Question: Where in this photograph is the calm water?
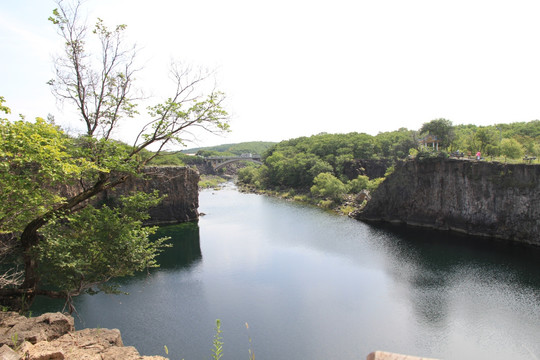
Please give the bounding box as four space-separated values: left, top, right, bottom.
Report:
33 185 540 360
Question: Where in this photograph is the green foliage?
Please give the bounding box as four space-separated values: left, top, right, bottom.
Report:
347 175 370 194
196 149 236 157
186 141 275 156
1 0 229 310
346 175 384 194
420 118 455 149
310 173 347 201
212 319 224 360
0 118 92 233
199 175 227 189
38 191 169 296
237 165 261 186
374 128 417 159
367 177 385 192
500 138 524 160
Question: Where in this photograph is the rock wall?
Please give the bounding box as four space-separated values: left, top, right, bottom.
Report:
100 166 200 225
356 158 540 246
342 159 393 180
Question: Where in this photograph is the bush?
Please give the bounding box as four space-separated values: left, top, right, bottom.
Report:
347 175 370 194
310 172 346 201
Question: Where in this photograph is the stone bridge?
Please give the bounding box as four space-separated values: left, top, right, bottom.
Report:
205 154 263 170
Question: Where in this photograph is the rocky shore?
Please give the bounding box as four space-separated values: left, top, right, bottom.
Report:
0 312 168 359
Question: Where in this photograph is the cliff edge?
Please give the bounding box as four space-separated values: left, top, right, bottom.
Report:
356 158 540 246
106 166 200 225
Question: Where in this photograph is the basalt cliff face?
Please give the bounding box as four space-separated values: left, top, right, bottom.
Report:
356 159 540 246
102 166 200 225
57 166 200 225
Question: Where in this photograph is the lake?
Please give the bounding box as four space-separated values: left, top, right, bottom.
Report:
33 184 540 359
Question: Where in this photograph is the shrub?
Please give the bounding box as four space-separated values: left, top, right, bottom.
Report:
310 172 346 201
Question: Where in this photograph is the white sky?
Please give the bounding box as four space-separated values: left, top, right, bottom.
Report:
2 0 540 149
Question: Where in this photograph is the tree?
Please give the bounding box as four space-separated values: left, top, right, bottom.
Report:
419 118 455 149
1 0 229 311
500 138 524 161
310 173 346 201
474 127 496 155
347 175 370 194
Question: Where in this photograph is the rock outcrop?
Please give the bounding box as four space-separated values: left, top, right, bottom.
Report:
0 312 168 359
56 166 200 225
343 159 392 180
356 158 540 246
102 166 200 225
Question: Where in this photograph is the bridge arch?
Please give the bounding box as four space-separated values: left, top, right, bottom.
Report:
214 158 262 170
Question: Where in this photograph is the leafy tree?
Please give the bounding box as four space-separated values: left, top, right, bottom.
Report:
347 175 370 194
420 118 455 149
310 173 347 201
500 138 524 161
1 0 228 311
38 191 169 311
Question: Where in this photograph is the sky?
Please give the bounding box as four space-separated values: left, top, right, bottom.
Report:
2 0 540 149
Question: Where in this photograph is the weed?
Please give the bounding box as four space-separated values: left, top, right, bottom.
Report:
212 319 224 360
10 332 20 351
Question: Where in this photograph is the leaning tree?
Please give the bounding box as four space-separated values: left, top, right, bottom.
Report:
0 0 229 312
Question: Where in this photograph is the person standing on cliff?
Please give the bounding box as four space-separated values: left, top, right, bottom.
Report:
476 151 481 160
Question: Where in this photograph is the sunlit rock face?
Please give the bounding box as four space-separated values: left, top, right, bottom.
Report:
357 158 540 246
103 166 200 225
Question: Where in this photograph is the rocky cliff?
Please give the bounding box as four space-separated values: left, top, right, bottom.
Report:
0 312 168 359
101 166 200 225
342 159 393 180
356 159 540 246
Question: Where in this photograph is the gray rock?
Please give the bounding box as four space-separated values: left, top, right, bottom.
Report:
357 159 540 245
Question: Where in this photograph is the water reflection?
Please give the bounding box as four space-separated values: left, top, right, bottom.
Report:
31 221 203 313
365 223 540 355
152 221 202 271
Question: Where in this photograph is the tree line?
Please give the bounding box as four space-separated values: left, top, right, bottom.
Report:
237 118 540 206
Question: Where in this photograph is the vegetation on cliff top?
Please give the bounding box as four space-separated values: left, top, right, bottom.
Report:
236 119 539 210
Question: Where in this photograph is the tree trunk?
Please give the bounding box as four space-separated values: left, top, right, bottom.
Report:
9 172 124 312
20 218 46 290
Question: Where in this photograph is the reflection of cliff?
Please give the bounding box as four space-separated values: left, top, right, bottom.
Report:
366 224 540 327
153 222 202 270
357 159 540 246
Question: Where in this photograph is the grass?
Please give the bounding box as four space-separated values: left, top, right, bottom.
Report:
199 175 228 189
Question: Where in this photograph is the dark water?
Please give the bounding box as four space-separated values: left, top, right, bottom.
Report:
33 186 540 360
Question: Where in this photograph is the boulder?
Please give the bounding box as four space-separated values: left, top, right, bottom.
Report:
0 312 168 360
0 312 74 346
20 328 168 360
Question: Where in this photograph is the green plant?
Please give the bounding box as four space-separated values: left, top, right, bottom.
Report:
212 319 224 360
10 332 20 351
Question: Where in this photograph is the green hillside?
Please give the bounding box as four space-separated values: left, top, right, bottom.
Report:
183 141 276 156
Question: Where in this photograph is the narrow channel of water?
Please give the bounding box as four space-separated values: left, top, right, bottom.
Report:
33 186 540 360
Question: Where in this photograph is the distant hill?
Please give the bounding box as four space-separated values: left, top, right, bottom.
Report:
183 141 276 156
